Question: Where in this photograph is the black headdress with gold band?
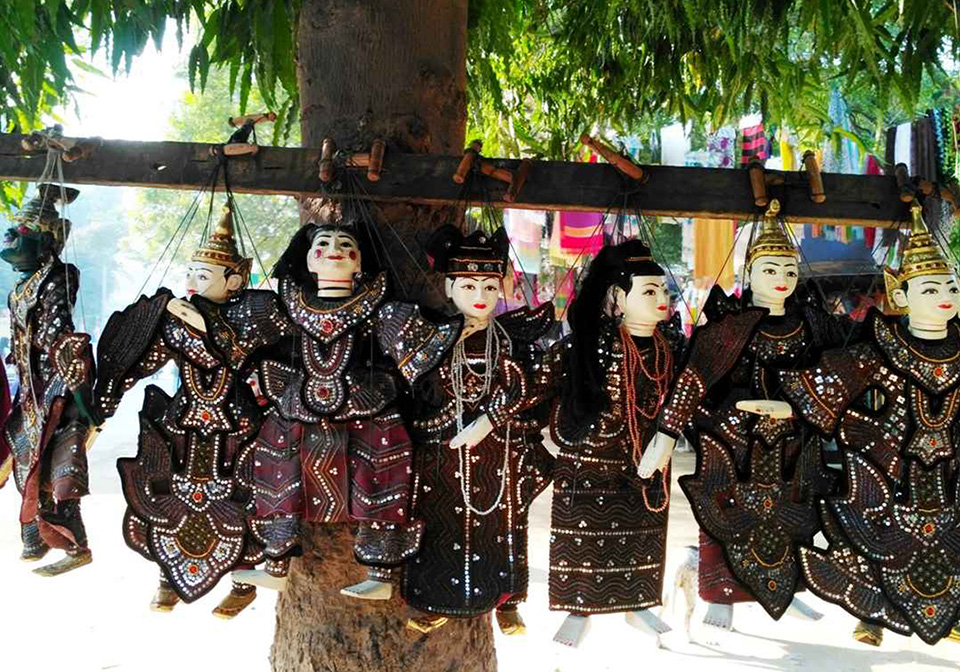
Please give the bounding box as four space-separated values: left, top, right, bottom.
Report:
426 225 509 278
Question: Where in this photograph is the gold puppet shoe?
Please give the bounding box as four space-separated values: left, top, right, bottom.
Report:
852 620 883 647
406 615 449 634
150 581 181 613
32 548 92 577
496 607 527 636
212 583 257 620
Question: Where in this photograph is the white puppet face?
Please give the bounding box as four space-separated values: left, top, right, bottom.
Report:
306 230 361 283
748 255 799 307
614 275 669 326
891 273 960 326
445 275 501 320
185 262 241 303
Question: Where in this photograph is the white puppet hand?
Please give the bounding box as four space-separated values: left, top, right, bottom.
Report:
638 431 677 479
167 298 207 333
735 399 793 419
450 414 495 450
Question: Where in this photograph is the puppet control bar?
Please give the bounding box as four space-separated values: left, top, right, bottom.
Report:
0 132 933 227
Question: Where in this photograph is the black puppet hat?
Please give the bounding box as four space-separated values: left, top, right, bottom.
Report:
426 225 509 278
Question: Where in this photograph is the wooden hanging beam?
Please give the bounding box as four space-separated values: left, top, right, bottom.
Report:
0 133 914 227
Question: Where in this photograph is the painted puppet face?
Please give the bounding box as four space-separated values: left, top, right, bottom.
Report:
892 273 960 326
749 255 799 306
618 275 670 327
306 230 361 283
445 275 501 321
185 262 242 303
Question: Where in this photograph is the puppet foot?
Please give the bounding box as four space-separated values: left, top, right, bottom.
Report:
703 603 733 631
212 582 257 619
785 596 823 621
32 548 92 577
853 620 883 647
340 579 393 601
496 606 527 636
626 608 672 635
232 569 288 592
20 543 50 563
407 615 449 634
553 614 590 648
150 582 180 613
948 627 960 642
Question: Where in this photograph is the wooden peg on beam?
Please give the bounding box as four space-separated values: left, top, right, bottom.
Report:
504 159 532 203
367 139 385 182
222 143 259 157
319 138 337 183
228 111 277 128
453 140 483 184
580 133 644 181
478 161 513 185
801 151 826 203
62 137 102 163
748 161 768 207
894 163 915 203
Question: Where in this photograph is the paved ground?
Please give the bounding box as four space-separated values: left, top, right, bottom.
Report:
2 385 956 671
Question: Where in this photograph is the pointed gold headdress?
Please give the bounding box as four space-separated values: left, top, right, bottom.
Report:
192 202 252 286
746 200 798 268
883 203 954 298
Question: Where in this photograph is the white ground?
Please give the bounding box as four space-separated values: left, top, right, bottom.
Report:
2 388 957 672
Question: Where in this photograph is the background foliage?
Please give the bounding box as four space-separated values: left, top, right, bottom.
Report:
2 0 958 162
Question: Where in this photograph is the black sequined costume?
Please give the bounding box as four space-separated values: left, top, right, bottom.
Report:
250 273 459 574
96 288 292 602
549 319 682 614
402 304 556 617
657 286 849 619
4 256 94 555
781 309 960 644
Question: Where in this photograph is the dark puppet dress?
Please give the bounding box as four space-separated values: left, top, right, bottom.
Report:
95 288 292 601
548 321 682 615
656 287 848 619
781 309 960 644
402 305 556 617
250 273 459 574
4 256 94 555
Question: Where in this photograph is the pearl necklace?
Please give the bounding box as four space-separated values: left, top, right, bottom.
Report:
451 318 513 516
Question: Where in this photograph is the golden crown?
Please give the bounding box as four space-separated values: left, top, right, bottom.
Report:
191 202 252 285
883 203 954 297
746 199 798 268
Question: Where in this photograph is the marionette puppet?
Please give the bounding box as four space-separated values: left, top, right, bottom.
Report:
95 203 291 618
640 201 845 631
0 185 97 576
401 225 555 635
548 239 682 647
780 205 960 646
239 211 459 600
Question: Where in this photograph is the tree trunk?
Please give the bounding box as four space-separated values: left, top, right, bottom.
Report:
272 2 496 671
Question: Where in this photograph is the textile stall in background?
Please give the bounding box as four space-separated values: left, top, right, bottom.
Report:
503 209 546 311
740 114 768 166
693 219 736 290
558 211 604 257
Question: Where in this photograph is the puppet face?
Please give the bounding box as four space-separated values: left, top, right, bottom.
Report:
306 230 361 283
445 275 501 321
891 274 960 325
185 262 242 303
748 255 799 306
616 275 669 326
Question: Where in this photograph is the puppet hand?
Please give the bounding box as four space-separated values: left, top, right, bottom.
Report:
736 400 794 419
638 432 676 479
167 298 207 333
450 414 495 450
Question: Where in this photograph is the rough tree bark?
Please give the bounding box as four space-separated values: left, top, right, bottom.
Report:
271 2 497 671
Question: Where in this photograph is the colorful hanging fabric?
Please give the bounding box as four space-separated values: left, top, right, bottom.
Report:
504 209 544 275
693 219 735 290
558 211 604 257
822 90 861 175
740 116 768 166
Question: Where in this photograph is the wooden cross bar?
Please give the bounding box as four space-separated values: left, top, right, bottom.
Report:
0 133 913 227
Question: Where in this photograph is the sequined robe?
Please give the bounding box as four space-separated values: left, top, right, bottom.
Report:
402 305 556 617
3 256 94 554
548 322 681 615
657 287 846 619
251 273 459 571
96 289 291 602
781 309 960 644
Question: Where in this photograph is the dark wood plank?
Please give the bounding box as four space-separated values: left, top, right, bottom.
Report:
0 133 910 226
